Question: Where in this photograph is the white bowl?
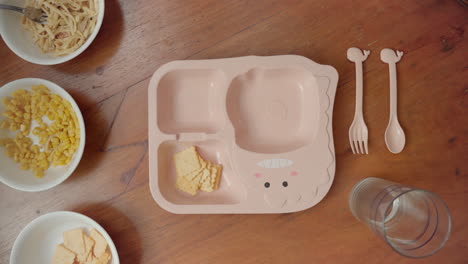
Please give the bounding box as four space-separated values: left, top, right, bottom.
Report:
0 78 85 192
10 211 120 264
0 0 105 65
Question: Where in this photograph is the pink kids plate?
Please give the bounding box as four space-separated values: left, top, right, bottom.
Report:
148 55 338 214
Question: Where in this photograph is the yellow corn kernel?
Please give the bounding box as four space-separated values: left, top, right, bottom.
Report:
34 170 44 178
47 113 55 120
20 163 30 170
31 145 39 153
0 121 8 129
2 111 12 118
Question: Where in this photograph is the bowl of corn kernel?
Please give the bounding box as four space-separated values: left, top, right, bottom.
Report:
0 78 85 192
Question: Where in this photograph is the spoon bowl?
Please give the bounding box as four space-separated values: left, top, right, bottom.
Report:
385 117 406 154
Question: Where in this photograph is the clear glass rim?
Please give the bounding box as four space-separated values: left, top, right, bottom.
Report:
382 188 452 259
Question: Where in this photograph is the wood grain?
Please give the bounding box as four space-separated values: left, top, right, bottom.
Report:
1 0 467 263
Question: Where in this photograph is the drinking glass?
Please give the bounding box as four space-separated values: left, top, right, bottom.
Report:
349 177 451 258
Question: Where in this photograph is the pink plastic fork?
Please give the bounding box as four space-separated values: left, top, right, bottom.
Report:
347 47 370 154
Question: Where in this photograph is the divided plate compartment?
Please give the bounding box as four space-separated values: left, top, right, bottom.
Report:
148 55 338 214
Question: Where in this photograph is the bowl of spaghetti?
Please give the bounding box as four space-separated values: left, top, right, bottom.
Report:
0 0 104 65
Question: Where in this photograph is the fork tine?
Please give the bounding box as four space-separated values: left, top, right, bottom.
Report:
362 128 369 154
351 137 359 154
356 140 364 154
360 141 366 155
356 126 362 154
349 127 356 154
357 129 363 154
353 140 360 154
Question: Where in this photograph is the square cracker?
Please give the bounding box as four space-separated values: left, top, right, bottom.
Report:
184 156 209 181
86 249 111 264
199 168 216 192
199 180 212 192
52 244 76 264
174 145 223 194
96 250 111 264
184 166 205 181
173 146 201 177
197 155 208 169
209 166 218 184
63 228 85 255
85 255 96 264
97 250 111 264
85 250 96 263
90 229 108 258
77 234 95 263
213 164 222 189
198 168 211 183
176 174 200 195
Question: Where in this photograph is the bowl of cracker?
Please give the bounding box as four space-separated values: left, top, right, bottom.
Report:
10 211 119 264
0 78 85 192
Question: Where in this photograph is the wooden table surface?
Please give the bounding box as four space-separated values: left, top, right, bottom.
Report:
1 0 467 263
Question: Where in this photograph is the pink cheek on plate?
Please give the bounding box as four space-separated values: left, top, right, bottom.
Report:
290 171 298 176
254 173 262 178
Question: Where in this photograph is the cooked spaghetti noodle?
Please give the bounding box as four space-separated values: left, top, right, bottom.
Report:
22 0 98 56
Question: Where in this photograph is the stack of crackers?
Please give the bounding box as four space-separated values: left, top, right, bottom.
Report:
174 146 222 195
52 228 111 264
